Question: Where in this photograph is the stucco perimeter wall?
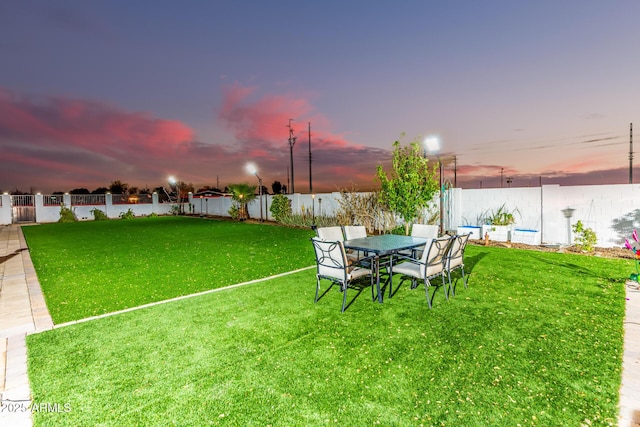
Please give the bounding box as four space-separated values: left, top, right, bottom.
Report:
539 184 640 247
4 184 639 247
0 192 178 225
451 184 640 247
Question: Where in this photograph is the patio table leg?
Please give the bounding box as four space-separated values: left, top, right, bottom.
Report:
375 255 383 303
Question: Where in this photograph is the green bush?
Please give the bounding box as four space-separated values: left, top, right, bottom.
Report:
270 194 291 222
119 208 135 220
58 204 77 223
572 220 597 252
228 203 240 220
484 204 519 226
90 208 109 221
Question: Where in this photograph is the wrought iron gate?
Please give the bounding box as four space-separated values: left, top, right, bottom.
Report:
12 195 35 223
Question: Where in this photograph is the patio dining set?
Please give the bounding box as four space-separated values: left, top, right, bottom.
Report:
311 225 471 312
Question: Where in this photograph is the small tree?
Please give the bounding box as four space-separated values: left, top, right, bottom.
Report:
228 183 257 220
572 220 597 252
376 138 440 235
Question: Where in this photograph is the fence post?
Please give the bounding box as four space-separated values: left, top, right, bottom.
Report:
152 192 159 215
34 193 44 223
1 193 11 225
105 193 114 218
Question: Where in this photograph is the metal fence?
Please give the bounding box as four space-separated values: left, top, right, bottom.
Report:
111 194 153 204
71 194 106 206
11 195 34 206
43 195 63 206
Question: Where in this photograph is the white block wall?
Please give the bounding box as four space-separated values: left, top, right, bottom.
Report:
3 184 640 248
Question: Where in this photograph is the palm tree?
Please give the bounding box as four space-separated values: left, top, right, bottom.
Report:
228 183 257 220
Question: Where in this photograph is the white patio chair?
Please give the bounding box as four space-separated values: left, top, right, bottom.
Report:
311 238 373 312
444 233 471 296
316 226 345 241
343 225 367 240
393 236 453 308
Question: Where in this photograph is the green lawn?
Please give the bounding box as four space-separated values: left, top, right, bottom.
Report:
24 218 629 426
22 216 316 324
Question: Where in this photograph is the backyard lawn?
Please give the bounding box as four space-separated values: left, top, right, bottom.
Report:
22 216 316 324
24 217 629 426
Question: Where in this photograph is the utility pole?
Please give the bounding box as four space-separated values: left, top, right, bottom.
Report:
630 123 634 184
500 168 504 188
453 155 457 188
308 122 312 193
287 119 297 194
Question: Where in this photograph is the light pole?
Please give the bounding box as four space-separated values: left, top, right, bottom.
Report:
246 162 263 222
424 136 444 235
287 119 297 194
168 176 181 214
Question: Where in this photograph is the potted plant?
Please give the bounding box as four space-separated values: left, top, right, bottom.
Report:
481 204 519 242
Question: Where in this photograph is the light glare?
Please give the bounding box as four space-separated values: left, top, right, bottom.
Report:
424 136 440 153
245 162 257 175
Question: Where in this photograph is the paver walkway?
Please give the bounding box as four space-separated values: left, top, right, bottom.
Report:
0 225 53 427
0 224 639 426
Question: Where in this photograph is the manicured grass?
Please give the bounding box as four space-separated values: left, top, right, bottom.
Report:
22 216 316 323
26 233 628 426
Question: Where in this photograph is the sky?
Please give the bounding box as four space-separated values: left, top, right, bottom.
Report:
1 0 639 194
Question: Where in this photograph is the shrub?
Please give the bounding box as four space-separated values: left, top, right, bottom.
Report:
276 205 341 229
336 187 395 233
228 203 240 220
58 204 77 223
483 204 519 226
270 194 292 222
572 220 597 252
90 208 109 221
119 208 135 220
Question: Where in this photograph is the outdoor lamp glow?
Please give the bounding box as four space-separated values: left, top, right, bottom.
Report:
424 136 440 153
245 162 257 175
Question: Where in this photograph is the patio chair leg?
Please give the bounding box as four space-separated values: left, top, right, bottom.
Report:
424 279 432 309
341 284 348 312
315 277 320 303
442 275 449 300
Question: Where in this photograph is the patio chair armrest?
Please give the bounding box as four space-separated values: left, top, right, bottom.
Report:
393 254 425 265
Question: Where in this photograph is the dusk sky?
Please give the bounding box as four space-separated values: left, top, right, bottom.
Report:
1 1 639 194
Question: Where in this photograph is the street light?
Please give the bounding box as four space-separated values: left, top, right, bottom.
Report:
424 136 444 235
168 176 181 214
246 162 263 222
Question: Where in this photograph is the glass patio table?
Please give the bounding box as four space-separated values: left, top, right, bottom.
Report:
343 234 428 303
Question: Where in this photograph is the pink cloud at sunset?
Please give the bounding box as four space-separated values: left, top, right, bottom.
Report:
0 84 393 193
0 88 194 159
